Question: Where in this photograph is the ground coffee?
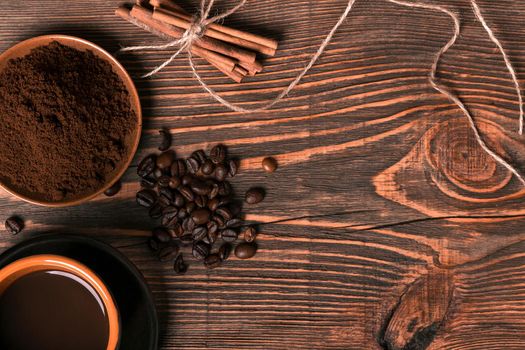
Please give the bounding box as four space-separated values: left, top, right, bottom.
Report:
0 41 136 201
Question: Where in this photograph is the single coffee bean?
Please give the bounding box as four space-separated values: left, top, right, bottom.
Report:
158 129 172 152
161 206 179 227
219 243 231 261
158 175 171 188
182 217 196 233
226 218 243 228
173 193 185 208
191 208 211 225
104 180 122 197
235 242 257 259
216 207 233 221
136 189 157 208
262 157 278 173
218 182 232 196
149 202 163 219
186 157 201 174
228 159 238 177
210 144 226 164
153 167 164 179
220 229 238 243
180 233 193 245
171 159 187 177
213 214 226 229
169 176 181 189
179 186 195 201
205 229 219 244
192 226 208 241
5 216 23 235
201 159 215 175
158 244 179 262
215 164 228 182
138 154 156 177
192 149 207 163
243 226 257 242
173 254 188 274
208 197 220 211
192 241 210 260
195 195 208 208
217 196 231 207
181 175 193 186
185 201 196 214
177 208 188 219
204 254 222 269
141 175 156 188
153 227 171 243
148 237 161 252
168 223 184 239
209 183 219 199
245 188 265 204
157 151 175 169
159 187 175 204
207 220 219 235
191 178 210 196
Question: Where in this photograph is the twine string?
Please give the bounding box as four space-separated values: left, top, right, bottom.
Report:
119 0 525 186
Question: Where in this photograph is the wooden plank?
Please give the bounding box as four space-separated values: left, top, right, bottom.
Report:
1 0 525 348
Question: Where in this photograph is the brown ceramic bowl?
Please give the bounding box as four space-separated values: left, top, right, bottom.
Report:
0 254 120 350
0 35 142 207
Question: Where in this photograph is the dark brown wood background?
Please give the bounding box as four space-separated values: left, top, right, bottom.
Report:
2 0 525 349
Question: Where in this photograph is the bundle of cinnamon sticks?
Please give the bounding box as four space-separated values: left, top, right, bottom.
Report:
115 0 278 82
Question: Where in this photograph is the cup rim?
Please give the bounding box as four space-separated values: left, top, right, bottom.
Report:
0 34 142 207
0 254 120 350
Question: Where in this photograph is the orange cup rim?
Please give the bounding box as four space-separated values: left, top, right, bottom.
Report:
0 254 120 350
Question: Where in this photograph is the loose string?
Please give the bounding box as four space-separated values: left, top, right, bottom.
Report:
119 0 525 185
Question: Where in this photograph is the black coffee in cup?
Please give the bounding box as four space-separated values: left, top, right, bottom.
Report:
0 270 110 350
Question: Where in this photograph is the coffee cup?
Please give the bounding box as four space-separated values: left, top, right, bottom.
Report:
0 254 119 350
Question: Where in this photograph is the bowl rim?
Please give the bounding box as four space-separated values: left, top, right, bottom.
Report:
0 34 142 207
0 254 120 350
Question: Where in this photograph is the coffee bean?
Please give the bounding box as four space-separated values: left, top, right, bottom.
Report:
195 195 208 208
201 160 215 175
180 233 193 245
158 175 171 188
177 208 188 219
209 183 219 199
182 217 196 233
210 144 226 164
179 186 195 201
173 193 185 208
157 151 175 169
159 187 175 204
234 242 257 259
153 167 164 179
262 157 278 173
218 182 232 196
171 159 187 177
191 208 211 225
216 207 233 221
219 243 231 261
243 226 257 242
207 221 219 235
215 164 228 182
161 206 179 227
245 188 265 204
213 214 226 229
104 180 122 197
138 154 156 177
185 201 196 214
208 197 220 211
149 202 163 218
168 223 184 239
205 229 218 244
217 196 231 208
173 254 188 274
158 129 172 152
228 159 238 177
181 175 193 186
5 216 23 235
186 157 201 174
192 241 210 260
169 176 181 189
141 175 156 188
192 226 208 241
136 189 157 208
226 218 243 228
204 254 222 269
191 178 210 196
220 229 238 242
148 237 161 252
192 149 207 163
158 244 179 262
153 227 171 243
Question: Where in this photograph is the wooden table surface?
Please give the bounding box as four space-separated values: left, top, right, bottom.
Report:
2 0 525 349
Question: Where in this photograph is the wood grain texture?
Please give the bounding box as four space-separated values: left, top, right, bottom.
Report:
1 0 525 349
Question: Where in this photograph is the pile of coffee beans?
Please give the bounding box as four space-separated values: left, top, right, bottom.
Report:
136 142 265 273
